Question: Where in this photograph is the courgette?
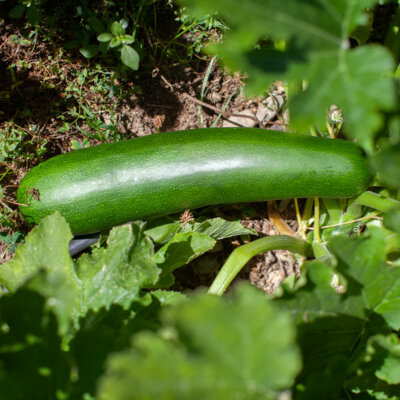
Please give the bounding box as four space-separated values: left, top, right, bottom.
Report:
17 128 372 234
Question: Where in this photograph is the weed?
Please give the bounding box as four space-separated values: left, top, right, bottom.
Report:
0 124 47 162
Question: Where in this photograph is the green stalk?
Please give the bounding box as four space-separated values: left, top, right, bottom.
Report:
287 80 303 100
285 79 303 130
208 235 312 296
313 197 321 242
353 191 400 212
385 232 400 254
198 56 217 127
385 4 400 64
294 198 306 239
211 91 236 127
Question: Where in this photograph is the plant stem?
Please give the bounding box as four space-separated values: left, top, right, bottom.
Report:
385 4 400 64
208 235 312 296
294 198 306 239
211 91 236 127
354 191 400 212
314 197 321 242
198 55 217 127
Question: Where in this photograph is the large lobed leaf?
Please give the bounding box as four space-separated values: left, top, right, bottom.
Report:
0 213 253 337
0 213 160 336
98 283 301 400
0 212 79 335
346 333 400 399
277 226 400 398
179 0 396 151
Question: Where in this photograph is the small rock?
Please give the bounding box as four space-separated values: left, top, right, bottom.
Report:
256 103 276 123
265 93 285 111
222 110 258 128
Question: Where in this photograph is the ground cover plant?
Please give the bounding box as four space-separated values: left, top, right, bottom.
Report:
1 0 400 399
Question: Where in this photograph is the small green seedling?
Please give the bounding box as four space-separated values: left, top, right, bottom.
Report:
97 21 140 70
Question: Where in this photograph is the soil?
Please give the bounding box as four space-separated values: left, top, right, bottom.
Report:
0 4 298 293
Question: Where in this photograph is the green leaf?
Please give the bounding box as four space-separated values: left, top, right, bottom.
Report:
110 21 125 36
181 0 378 57
332 227 400 330
9 4 26 19
97 32 113 43
26 3 40 25
179 0 396 151
384 207 400 234
350 11 373 45
64 40 80 49
79 44 100 59
364 334 400 385
0 214 161 338
346 334 400 398
75 221 160 313
0 290 70 399
276 226 400 398
98 284 301 400
120 45 140 70
120 34 134 45
371 144 400 188
0 282 173 400
0 212 79 335
151 289 188 307
154 232 216 287
88 16 106 34
110 36 122 48
182 217 257 239
0 231 24 254
145 217 256 244
145 219 181 244
291 45 395 152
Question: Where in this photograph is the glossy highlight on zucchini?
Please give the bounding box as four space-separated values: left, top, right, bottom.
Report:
17 128 372 234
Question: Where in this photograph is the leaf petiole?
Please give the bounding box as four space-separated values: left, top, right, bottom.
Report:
353 191 400 212
208 235 312 296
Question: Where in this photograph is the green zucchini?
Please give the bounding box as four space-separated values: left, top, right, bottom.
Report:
17 128 372 234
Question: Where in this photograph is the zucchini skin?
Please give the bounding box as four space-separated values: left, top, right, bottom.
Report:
17 128 372 234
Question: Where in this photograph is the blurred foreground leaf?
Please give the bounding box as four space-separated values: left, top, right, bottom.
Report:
346 333 400 399
179 0 396 151
0 214 160 336
98 284 301 400
277 226 400 398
